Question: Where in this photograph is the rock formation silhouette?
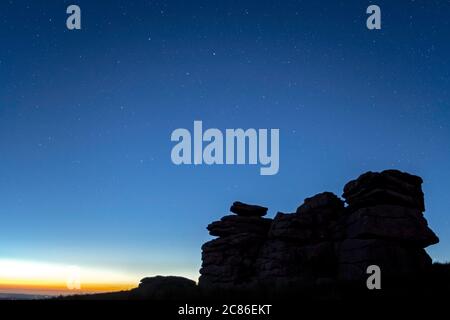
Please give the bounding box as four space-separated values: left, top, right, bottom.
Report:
60 169 446 302
199 169 439 291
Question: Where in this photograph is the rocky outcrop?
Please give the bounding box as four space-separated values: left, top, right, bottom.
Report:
255 192 344 288
335 205 438 246
199 170 439 291
130 276 198 300
336 170 438 282
199 202 271 289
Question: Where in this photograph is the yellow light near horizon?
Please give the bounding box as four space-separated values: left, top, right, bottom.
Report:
0 258 137 294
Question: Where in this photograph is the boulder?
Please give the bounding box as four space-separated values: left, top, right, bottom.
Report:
200 233 266 288
207 215 272 237
269 193 344 243
131 276 198 300
269 212 313 242
296 192 345 217
339 205 439 247
343 170 425 211
345 188 425 212
257 240 336 281
230 201 268 217
296 192 345 229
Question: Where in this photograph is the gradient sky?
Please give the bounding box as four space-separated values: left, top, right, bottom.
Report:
1 0 449 293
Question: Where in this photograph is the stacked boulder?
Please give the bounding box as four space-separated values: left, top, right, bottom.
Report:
336 170 439 281
199 202 272 289
198 170 439 291
256 192 344 287
343 170 425 212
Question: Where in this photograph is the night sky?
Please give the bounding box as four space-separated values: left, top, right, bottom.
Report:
1 0 449 288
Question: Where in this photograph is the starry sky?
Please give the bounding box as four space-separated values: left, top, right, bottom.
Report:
1 0 449 291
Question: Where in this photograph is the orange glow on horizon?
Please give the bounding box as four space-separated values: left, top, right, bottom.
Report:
0 258 198 297
0 258 139 296
0 281 136 296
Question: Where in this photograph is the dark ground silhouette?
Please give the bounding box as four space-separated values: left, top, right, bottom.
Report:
56 170 450 304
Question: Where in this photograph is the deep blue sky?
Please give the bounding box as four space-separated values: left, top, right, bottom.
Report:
1 0 449 281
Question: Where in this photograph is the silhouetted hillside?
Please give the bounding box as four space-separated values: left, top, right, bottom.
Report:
59 170 449 302
58 262 450 301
